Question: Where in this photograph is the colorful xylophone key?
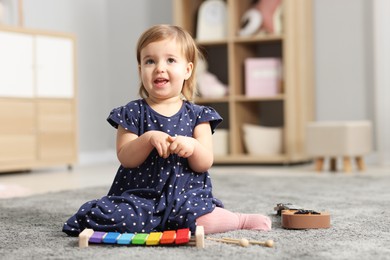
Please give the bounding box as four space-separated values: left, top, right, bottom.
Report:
78 226 204 249
175 228 191 245
116 233 134 245
131 233 149 245
103 232 121 244
160 230 176 244
146 232 162 245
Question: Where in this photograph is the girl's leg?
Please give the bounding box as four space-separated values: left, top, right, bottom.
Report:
196 207 271 234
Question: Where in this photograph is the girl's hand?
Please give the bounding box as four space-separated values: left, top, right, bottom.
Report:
167 135 197 158
149 131 171 158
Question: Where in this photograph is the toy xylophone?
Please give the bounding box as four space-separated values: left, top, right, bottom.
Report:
79 226 205 249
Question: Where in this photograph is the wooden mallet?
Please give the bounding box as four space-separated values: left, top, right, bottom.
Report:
206 237 250 247
222 237 274 248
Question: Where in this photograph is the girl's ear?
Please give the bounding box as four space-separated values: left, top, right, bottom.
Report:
185 62 194 80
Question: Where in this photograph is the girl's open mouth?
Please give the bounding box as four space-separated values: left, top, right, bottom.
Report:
154 78 169 88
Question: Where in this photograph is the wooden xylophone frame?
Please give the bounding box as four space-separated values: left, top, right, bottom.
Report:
79 225 205 249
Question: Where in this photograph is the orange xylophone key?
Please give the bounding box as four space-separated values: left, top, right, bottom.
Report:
160 230 176 244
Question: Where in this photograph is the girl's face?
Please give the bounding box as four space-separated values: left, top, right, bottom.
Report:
139 38 193 102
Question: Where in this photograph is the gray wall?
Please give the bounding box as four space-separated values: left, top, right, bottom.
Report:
19 0 374 164
22 0 172 163
313 0 374 121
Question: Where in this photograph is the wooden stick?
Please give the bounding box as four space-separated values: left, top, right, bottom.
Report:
222 237 274 248
206 237 249 247
250 239 274 248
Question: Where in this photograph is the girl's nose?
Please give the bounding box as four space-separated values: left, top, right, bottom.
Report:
156 62 166 73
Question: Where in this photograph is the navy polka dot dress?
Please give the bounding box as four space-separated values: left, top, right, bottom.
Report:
62 99 224 236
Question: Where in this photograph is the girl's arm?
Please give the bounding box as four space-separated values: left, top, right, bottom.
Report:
168 122 214 172
116 125 171 168
188 122 214 172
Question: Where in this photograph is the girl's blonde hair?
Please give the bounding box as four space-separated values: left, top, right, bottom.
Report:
136 24 201 101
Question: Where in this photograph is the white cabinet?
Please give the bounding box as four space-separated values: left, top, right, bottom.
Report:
36 36 74 98
0 31 74 98
0 26 78 172
0 31 34 97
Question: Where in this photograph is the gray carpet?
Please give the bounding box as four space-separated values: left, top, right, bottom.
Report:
1 170 390 260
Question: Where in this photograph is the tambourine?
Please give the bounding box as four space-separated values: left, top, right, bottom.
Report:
274 203 331 229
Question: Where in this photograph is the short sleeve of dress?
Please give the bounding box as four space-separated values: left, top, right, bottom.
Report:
195 105 223 133
107 101 140 135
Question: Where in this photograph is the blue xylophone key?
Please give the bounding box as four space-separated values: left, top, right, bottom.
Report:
117 233 134 245
103 232 121 244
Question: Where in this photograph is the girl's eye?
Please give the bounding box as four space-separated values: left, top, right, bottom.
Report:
167 58 175 64
145 59 154 65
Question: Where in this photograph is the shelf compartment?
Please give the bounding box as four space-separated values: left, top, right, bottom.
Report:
231 100 284 156
233 99 284 127
231 41 283 96
198 44 229 87
229 0 259 37
173 0 205 37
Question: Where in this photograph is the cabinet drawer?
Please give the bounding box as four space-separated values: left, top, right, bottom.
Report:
0 135 36 163
38 133 76 160
0 100 35 134
37 101 74 133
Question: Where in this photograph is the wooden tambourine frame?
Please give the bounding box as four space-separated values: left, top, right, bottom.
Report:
275 203 331 229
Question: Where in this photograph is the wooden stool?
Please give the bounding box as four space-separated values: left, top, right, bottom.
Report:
306 121 372 173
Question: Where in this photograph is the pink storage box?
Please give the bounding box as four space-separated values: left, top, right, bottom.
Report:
244 58 282 97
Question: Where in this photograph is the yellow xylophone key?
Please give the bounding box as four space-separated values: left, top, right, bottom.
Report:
146 232 162 245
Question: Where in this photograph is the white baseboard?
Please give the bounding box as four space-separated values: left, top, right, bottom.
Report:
79 149 118 165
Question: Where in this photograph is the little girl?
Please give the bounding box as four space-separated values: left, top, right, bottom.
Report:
63 24 271 236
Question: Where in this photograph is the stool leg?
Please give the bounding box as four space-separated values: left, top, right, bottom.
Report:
315 157 324 172
330 157 337 172
355 156 365 171
343 156 352 173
